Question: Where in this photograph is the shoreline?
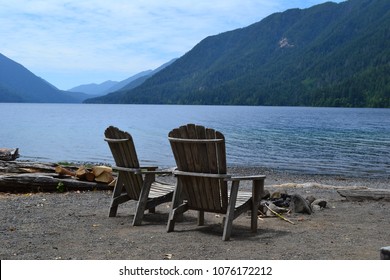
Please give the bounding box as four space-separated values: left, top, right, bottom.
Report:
1 161 389 260
1 160 388 193
227 166 390 190
16 154 390 181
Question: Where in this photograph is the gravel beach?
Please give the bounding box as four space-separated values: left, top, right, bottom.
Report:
1 167 389 260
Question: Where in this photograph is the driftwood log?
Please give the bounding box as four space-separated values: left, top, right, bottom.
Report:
0 161 113 193
0 160 57 174
337 188 390 202
0 173 112 192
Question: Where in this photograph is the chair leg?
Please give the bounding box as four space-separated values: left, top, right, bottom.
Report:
167 180 184 232
108 175 125 217
109 205 118 217
251 179 264 232
133 174 154 226
133 205 147 226
167 203 189 232
197 211 205 226
222 180 240 241
167 209 178 232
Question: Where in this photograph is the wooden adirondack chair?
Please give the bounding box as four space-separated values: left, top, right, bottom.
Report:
104 126 174 226
167 124 266 241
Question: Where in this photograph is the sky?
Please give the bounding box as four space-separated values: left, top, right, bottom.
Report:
1 0 343 90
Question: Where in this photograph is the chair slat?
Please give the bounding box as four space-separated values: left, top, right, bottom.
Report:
188 124 210 210
195 125 216 210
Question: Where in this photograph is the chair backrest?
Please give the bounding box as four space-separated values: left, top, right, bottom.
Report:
168 124 229 213
104 126 143 199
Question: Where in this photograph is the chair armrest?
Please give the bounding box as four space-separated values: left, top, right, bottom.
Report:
226 175 266 206
139 166 158 171
112 166 141 173
137 169 173 175
112 166 171 175
173 170 231 179
225 175 266 181
138 166 173 175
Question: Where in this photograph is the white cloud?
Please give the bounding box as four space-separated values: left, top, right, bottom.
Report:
0 0 341 89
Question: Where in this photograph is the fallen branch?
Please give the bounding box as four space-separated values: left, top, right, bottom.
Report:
337 188 390 201
271 182 368 190
264 204 295 225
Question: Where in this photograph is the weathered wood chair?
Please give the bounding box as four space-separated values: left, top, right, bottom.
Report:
167 124 266 241
104 126 174 226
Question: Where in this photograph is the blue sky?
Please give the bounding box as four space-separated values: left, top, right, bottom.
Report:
1 0 343 90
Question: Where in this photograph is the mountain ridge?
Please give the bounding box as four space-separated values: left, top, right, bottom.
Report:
87 0 389 107
84 58 177 103
68 80 119 95
0 53 88 103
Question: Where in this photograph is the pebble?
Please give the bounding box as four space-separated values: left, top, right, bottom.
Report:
311 198 327 209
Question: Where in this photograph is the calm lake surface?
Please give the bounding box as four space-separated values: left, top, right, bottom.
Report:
1 103 389 178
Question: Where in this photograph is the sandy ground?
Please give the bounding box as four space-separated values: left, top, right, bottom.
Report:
1 168 389 260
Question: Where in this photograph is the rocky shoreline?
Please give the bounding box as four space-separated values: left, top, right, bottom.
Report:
1 159 387 191
1 162 389 260
228 166 389 190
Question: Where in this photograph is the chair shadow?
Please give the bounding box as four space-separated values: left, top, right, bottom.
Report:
172 220 290 241
113 209 289 241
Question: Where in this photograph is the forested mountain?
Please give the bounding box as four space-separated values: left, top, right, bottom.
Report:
0 83 23 102
0 53 87 103
87 0 390 107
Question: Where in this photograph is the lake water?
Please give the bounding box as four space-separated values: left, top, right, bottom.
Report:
1 103 389 178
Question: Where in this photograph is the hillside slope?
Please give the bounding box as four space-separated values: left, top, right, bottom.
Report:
93 0 389 107
0 53 86 103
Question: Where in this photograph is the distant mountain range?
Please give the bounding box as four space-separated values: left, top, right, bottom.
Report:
0 53 88 103
2 0 389 107
0 52 175 103
67 71 152 96
86 0 390 108
68 80 119 96
70 58 176 97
